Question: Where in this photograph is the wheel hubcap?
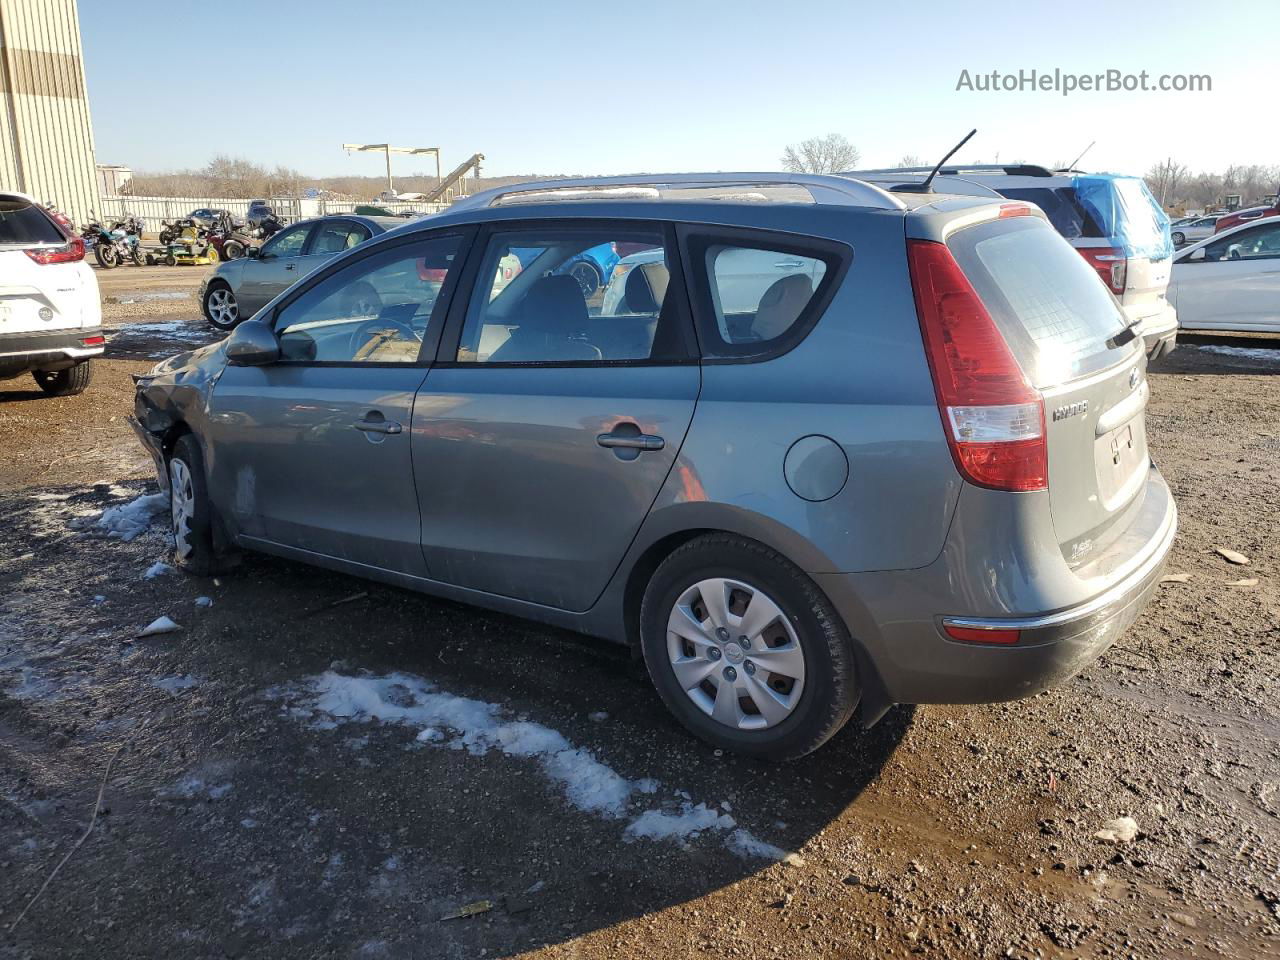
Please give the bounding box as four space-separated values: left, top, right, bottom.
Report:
169 458 196 560
666 577 806 731
208 289 237 325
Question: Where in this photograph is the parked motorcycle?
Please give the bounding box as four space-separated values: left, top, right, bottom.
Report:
92 215 145 268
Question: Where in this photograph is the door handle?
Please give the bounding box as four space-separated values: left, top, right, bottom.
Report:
354 417 402 435
596 431 664 451
285 262 295 271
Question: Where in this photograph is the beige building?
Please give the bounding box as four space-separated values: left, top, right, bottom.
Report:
0 0 99 225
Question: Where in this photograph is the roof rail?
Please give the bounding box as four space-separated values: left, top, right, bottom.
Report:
449 173 907 212
848 163 1057 178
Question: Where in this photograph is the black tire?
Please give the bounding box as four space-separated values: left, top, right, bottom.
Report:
1171 231 1185 245
33 361 93 397
567 260 601 298
165 253 177 267
168 434 219 576
223 240 245 260
640 533 860 761
95 244 118 268
131 244 145 266
145 253 157 266
203 281 240 330
159 229 174 245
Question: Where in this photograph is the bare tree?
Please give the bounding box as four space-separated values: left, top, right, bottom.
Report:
1146 158 1188 206
781 134 861 174
897 154 923 168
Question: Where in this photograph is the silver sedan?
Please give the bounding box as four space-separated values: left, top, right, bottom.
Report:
199 214 403 329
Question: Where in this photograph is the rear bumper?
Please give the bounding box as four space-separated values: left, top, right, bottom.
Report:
817 464 1177 706
0 327 104 375
1123 301 1178 359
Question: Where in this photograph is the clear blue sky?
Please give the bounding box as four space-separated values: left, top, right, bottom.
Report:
81 0 1278 179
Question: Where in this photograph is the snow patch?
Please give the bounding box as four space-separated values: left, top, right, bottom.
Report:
138 616 180 637
78 492 168 541
194 596 213 607
1191 344 1280 364
143 560 175 580
153 675 199 694
279 670 790 858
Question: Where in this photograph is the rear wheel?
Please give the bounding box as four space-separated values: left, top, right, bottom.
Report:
222 239 245 260
1171 231 1185 245
33 361 92 397
169 434 218 576
131 244 145 266
640 534 860 760
203 282 239 330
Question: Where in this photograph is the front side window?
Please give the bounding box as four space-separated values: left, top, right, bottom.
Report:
1202 222 1280 262
455 227 686 363
310 220 370 256
262 224 310 259
275 235 462 363
681 229 846 361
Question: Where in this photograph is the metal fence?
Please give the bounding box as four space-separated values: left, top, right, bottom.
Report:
97 195 453 227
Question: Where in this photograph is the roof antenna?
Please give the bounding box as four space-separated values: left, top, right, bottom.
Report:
1063 141 1095 172
896 129 977 193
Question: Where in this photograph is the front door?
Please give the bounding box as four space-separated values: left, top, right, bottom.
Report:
206 231 469 574
413 222 699 611
237 221 314 316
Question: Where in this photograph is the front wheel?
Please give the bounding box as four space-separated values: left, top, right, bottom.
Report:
1172 231 1185 245
95 244 119 268
169 434 220 576
33 361 92 397
640 534 860 760
203 282 239 329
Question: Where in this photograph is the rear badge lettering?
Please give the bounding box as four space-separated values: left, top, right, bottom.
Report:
1052 400 1089 422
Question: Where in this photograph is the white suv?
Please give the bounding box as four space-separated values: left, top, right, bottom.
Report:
0 192 103 397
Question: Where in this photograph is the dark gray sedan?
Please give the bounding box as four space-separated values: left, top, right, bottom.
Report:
199 214 403 329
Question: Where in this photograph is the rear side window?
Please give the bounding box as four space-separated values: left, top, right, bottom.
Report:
0 198 64 245
681 228 849 361
996 187 1103 240
948 217 1129 386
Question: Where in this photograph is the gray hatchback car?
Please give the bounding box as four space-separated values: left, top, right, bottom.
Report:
132 173 1176 759
199 214 403 330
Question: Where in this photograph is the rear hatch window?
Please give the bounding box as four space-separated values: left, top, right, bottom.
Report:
0 198 64 246
1070 175 1172 262
947 217 1129 386
996 187 1103 240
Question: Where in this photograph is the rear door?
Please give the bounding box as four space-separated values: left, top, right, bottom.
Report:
949 216 1149 567
412 221 699 611
237 221 314 315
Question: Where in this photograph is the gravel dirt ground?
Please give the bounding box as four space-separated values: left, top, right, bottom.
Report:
1 266 1278 959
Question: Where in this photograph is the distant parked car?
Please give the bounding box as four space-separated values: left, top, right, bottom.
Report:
0 191 103 397
188 207 232 225
1213 202 1280 235
246 200 274 227
1171 215 1222 246
849 165 1179 359
1168 217 1280 332
199 214 401 329
557 241 620 298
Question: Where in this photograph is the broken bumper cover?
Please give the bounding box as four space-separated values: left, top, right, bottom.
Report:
128 414 170 492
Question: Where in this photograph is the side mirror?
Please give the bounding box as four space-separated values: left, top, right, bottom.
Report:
246 245 261 259
225 320 280 366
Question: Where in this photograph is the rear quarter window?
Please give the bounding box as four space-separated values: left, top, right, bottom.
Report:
948 217 1130 386
0 198 65 245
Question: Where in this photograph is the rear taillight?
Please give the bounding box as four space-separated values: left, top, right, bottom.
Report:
906 239 1047 493
997 202 1034 218
25 236 85 265
1078 246 1127 295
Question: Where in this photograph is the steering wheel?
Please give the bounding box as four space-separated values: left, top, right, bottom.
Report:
348 317 422 358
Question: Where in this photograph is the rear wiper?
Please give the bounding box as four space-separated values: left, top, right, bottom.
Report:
1106 317 1142 349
